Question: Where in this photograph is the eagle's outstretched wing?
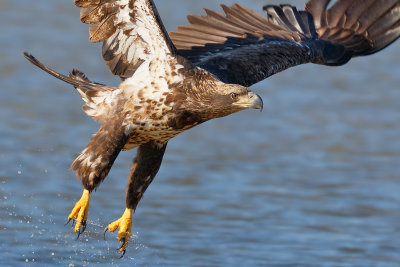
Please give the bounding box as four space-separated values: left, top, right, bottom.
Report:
170 0 400 87
74 0 177 80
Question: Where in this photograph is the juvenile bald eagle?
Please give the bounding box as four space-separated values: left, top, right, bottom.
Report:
25 0 400 256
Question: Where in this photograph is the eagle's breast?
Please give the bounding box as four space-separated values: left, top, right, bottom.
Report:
119 57 195 150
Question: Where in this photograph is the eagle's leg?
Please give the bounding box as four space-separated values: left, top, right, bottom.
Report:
67 189 90 236
106 141 167 255
67 117 131 237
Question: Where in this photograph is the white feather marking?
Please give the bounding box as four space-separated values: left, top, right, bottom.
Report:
175 64 184 70
88 172 95 184
80 152 95 167
117 0 129 5
155 142 165 149
122 121 134 136
93 156 104 167
127 42 137 63
124 60 151 87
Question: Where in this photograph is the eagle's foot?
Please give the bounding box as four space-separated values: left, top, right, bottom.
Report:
105 208 132 257
66 189 90 238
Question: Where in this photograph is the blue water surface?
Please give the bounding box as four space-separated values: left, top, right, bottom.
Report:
1 0 400 266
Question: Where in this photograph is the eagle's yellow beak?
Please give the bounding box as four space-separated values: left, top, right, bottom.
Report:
233 92 263 111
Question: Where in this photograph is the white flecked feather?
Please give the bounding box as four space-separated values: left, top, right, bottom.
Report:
99 0 175 80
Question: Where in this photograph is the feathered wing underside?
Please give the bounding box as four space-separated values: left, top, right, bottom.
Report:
170 1 400 87
74 0 177 80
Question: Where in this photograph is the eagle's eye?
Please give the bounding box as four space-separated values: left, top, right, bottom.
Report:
230 93 238 100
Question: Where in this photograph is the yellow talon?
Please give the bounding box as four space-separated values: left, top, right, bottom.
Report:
107 208 132 253
67 189 90 234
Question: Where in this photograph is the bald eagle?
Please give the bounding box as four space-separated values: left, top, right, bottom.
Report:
24 0 400 256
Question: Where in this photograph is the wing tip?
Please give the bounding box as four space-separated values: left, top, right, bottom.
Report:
23 51 37 65
23 52 50 71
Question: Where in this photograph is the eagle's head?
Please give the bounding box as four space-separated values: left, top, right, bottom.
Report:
194 81 263 120
168 70 263 130
213 83 263 114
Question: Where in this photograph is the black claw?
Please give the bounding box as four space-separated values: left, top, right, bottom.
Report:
75 221 87 240
119 249 126 259
103 227 108 241
76 229 82 240
118 237 126 250
65 218 72 226
81 221 87 233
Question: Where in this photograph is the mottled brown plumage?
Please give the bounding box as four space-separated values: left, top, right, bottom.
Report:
23 0 261 255
24 0 399 256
